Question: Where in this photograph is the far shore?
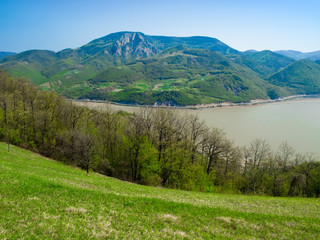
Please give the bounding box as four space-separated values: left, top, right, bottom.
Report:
74 94 320 110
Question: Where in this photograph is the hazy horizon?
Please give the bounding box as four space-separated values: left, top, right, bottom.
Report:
1 0 320 53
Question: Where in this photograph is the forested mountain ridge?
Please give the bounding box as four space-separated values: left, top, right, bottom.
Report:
1 31 319 105
267 59 320 95
275 50 320 61
242 50 295 77
0 51 16 59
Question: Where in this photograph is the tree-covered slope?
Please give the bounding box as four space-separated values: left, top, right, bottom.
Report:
149 35 239 55
0 51 16 59
275 50 320 61
267 59 320 94
244 50 295 76
84 48 271 105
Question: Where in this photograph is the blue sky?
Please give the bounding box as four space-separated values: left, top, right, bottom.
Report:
1 0 319 53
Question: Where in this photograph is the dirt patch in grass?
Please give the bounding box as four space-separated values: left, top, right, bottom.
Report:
65 207 87 214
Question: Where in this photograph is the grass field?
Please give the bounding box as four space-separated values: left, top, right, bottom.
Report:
0 142 319 239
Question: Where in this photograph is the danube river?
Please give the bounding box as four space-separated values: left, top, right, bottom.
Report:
77 98 320 156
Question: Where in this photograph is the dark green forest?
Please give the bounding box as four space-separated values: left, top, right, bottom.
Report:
1 70 320 197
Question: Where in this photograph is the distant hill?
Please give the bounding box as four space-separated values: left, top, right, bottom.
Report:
267 59 320 95
275 50 320 61
149 35 239 55
0 50 57 85
0 51 16 59
235 50 295 78
1 31 320 105
244 50 295 75
243 49 258 54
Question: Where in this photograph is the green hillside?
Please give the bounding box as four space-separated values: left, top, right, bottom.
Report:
1 142 320 239
0 32 246 105
1 32 320 105
83 48 270 105
0 50 57 71
244 50 295 76
0 50 57 85
7 64 48 85
0 51 16 59
148 35 239 55
267 59 320 94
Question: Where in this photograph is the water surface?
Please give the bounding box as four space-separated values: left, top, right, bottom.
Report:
80 98 320 156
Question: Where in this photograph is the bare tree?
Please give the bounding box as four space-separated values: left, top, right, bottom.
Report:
202 127 228 174
277 141 295 171
125 113 147 181
243 139 271 194
185 114 207 163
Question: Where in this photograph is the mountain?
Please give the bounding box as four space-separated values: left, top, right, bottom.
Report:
85 48 270 105
149 35 239 55
230 50 295 79
244 49 258 54
0 50 57 84
0 51 16 59
244 50 295 75
267 59 320 95
80 32 159 65
1 31 320 105
0 32 240 91
275 50 320 61
0 32 265 105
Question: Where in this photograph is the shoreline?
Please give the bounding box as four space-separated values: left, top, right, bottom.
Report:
75 94 320 110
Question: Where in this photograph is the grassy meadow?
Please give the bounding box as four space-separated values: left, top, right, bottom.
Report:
0 142 319 239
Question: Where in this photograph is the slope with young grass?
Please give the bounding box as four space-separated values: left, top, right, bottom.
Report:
1 142 319 239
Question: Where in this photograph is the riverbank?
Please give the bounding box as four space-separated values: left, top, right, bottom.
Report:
75 94 320 110
185 94 320 109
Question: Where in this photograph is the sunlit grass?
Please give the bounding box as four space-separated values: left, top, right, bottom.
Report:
0 142 319 239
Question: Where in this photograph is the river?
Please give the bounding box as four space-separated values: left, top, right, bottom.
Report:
77 98 320 156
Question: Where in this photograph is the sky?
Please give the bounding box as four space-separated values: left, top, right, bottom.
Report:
1 0 319 53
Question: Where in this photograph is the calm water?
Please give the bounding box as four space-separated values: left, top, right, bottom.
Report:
80 98 320 156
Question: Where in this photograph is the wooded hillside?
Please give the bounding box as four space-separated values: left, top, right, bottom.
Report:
1 70 319 196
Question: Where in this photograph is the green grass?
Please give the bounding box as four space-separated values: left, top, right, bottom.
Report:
8 64 48 85
1 142 319 239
